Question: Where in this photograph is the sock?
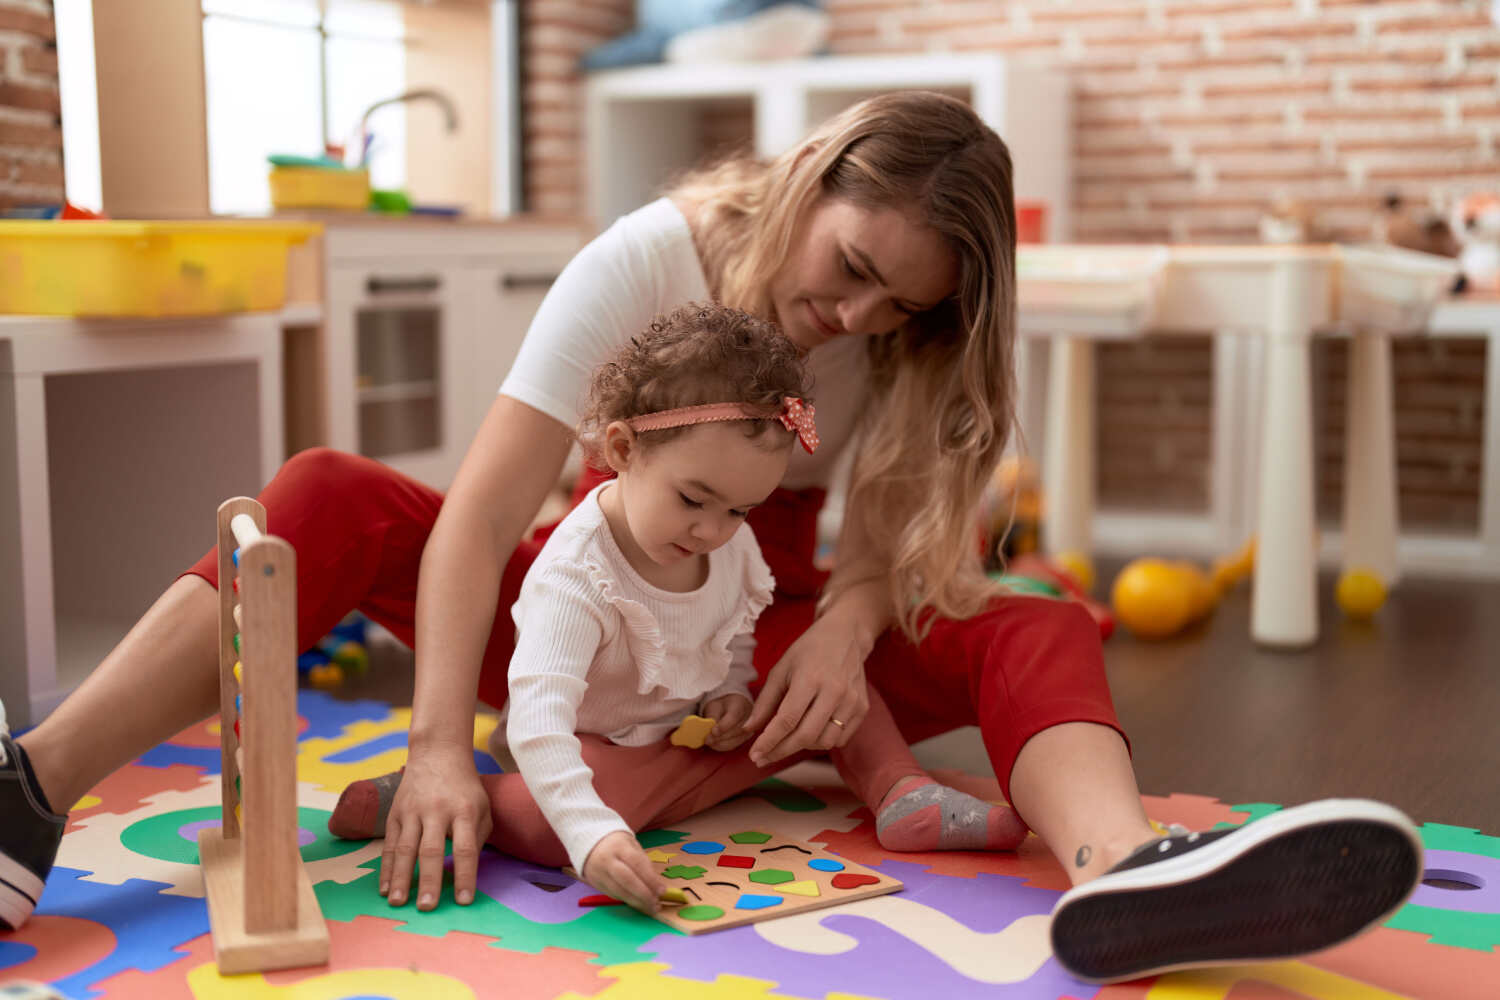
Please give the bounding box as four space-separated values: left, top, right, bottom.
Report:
10 740 57 816
874 775 1028 853
328 768 404 840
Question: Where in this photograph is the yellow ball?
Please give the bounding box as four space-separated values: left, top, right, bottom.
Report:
1336 568 1387 620
1054 551 1096 593
1111 559 1194 639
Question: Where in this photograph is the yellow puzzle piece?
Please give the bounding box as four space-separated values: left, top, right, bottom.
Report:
669 715 716 749
775 879 820 898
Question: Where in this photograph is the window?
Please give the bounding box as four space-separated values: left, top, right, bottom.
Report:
202 0 406 216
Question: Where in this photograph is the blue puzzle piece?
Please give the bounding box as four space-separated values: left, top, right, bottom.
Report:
135 743 221 773
33 867 208 999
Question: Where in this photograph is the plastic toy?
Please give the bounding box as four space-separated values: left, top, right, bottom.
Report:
296 613 371 689
1110 558 1219 640
1336 567 1387 620
580 0 828 71
992 553 1115 639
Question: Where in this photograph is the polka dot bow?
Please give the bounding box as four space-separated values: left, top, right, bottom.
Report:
778 397 819 454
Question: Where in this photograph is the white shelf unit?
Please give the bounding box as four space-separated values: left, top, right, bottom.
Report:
585 53 1072 240
0 314 285 727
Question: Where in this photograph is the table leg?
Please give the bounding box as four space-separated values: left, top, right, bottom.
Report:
1252 266 1319 648
1043 336 1095 560
1341 330 1400 585
12 374 60 724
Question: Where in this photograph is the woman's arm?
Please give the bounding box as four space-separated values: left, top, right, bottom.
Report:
381 393 574 912
746 496 894 764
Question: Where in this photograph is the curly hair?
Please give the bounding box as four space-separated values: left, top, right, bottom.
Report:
577 302 812 465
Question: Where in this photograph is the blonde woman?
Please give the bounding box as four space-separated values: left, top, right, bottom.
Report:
4 92 1420 983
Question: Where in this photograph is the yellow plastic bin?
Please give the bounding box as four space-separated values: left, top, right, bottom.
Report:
0 220 321 317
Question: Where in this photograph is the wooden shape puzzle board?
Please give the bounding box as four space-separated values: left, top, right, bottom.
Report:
596 817 902 935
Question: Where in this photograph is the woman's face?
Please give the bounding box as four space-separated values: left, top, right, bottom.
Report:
769 195 960 351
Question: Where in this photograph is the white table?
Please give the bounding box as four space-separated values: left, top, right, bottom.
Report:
1017 245 1459 648
0 313 284 726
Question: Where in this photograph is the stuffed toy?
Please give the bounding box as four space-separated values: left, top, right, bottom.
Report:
1373 192 1461 259
1451 191 1500 294
581 0 828 71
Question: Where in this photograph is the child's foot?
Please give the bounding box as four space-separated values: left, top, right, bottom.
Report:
328 769 404 840
875 775 1029 852
1049 798 1423 983
1 725 67 931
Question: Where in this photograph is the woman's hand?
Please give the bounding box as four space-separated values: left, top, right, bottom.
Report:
744 612 872 767
582 830 666 913
380 742 493 911
701 694 753 751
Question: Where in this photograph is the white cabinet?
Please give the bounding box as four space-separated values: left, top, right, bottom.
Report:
586 53 1071 239
314 221 585 489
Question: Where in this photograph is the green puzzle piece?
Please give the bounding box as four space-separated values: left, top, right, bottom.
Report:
663 865 707 879
315 860 673 966
729 831 772 845
748 869 794 885
637 829 690 848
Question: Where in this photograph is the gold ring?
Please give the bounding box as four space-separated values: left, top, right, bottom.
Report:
830 718 846 727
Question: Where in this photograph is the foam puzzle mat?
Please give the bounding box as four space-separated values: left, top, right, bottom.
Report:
6 690 1497 999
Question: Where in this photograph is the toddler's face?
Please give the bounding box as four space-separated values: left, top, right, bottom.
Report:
614 422 790 567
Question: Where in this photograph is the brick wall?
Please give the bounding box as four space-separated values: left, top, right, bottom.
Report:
521 0 633 217
0 0 60 211
522 0 1495 530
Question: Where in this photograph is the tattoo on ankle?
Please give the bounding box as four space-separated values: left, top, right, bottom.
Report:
1075 845 1092 868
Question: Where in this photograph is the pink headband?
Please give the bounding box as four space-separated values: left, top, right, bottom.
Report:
626 397 819 454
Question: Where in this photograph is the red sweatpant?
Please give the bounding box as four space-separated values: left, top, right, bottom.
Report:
188 449 1126 812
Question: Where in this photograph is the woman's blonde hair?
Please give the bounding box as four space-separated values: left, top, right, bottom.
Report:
577 302 811 465
671 91 1017 641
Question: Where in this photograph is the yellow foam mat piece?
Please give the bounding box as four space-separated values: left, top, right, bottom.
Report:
557 961 883 1000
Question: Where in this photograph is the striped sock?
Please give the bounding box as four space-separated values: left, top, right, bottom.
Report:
328 769 404 840
875 775 1029 852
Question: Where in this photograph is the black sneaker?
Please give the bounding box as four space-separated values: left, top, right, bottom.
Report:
1050 798 1423 983
1 716 67 931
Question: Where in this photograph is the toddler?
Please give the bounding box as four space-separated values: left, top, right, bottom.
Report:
331 303 1027 911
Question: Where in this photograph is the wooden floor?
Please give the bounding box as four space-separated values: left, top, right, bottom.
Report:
331 563 1500 834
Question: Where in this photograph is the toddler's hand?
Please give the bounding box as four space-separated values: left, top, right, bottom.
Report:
701 694 753 751
581 831 665 914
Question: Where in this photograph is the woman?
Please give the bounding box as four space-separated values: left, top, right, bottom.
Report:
2 92 1420 983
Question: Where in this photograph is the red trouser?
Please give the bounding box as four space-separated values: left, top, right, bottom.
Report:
188 449 1126 810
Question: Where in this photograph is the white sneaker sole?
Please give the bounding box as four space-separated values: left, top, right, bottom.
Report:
0 850 44 931
1049 798 1424 983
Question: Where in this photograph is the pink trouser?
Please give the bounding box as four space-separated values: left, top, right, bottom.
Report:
481 681 924 867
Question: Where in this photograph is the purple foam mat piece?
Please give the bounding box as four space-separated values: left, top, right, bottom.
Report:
1410 850 1500 914
471 853 591 923
644 859 1093 999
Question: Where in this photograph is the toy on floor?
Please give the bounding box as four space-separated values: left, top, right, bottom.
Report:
979 457 1043 566
1111 558 1219 640
1336 567 1388 620
297 613 371 690
568 820 902 935
991 553 1115 639
198 497 330 974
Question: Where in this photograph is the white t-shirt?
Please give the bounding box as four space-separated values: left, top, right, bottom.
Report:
499 482 774 872
499 197 873 490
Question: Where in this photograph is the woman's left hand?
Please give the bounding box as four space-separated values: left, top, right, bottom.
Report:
745 613 871 767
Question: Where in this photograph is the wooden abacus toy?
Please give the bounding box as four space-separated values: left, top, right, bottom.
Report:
197 497 329 974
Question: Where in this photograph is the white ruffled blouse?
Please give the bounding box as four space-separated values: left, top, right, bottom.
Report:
498 482 773 872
